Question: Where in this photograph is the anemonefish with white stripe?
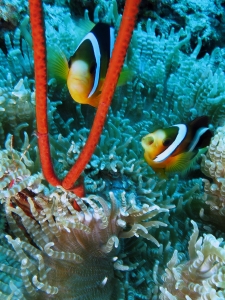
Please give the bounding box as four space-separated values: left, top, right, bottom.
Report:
48 22 130 108
141 116 212 176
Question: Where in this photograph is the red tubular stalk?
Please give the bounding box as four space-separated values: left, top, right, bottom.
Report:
62 0 141 190
29 0 140 195
29 0 61 187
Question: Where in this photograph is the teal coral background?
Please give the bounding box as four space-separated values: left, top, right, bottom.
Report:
1 0 225 299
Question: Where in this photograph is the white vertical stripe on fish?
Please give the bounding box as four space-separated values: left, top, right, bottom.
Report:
75 32 101 98
154 124 187 162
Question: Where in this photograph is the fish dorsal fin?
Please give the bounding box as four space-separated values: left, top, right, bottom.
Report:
154 124 187 162
166 151 196 173
78 17 95 33
47 45 69 84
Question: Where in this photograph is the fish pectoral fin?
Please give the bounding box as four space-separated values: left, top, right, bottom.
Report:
117 68 134 86
88 92 101 108
47 45 69 85
98 79 104 92
166 151 196 173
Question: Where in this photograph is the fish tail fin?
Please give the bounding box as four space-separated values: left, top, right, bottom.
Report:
47 45 69 85
117 67 134 86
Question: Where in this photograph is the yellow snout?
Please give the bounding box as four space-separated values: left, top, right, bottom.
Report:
67 60 94 101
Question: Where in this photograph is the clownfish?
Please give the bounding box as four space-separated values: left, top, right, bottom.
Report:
141 116 212 176
48 22 130 108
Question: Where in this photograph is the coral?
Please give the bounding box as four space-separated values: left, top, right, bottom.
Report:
170 0 224 43
43 4 88 56
200 124 225 227
136 0 225 50
119 20 225 129
0 26 35 147
69 0 124 25
160 220 225 299
0 0 28 33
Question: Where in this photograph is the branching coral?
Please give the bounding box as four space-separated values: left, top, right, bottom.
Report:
160 220 225 299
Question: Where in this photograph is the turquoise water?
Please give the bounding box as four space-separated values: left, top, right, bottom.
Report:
0 0 225 299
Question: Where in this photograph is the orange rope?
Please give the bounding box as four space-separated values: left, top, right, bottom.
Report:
29 0 140 193
62 0 141 190
29 0 61 187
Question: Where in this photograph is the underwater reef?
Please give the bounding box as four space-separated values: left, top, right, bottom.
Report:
1 0 225 299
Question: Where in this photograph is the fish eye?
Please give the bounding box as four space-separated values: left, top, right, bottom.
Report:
90 62 97 74
163 138 172 147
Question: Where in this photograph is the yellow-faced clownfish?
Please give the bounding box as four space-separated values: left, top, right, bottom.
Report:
141 116 212 176
48 22 130 108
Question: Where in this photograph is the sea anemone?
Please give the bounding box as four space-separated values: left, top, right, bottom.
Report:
160 220 225 300
0 151 168 299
